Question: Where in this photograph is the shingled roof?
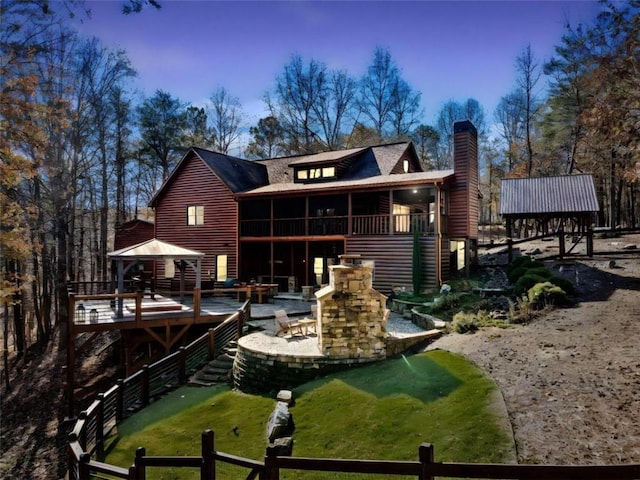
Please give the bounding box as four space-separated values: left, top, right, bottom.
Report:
500 175 599 216
255 142 411 185
192 147 267 193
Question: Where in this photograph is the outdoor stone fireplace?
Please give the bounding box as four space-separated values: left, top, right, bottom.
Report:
233 254 390 393
315 255 388 359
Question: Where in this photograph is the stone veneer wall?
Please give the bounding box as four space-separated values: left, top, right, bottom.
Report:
316 262 388 359
233 346 381 394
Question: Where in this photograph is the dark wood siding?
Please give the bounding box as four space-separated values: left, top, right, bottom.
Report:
154 154 238 286
389 149 419 174
114 220 154 250
346 236 438 294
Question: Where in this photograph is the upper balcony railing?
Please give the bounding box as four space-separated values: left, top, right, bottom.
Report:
240 213 433 237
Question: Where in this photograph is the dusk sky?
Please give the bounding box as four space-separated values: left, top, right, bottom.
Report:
75 0 605 149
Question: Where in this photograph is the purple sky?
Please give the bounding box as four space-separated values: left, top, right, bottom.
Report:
76 0 604 137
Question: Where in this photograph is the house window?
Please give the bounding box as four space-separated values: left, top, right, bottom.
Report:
216 254 228 281
393 204 411 233
187 205 204 225
295 166 337 182
403 160 409 173
322 166 336 178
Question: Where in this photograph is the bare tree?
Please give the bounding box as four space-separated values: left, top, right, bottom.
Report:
515 44 543 176
208 86 244 154
494 91 526 171
269 54 327 154
313 69 357 150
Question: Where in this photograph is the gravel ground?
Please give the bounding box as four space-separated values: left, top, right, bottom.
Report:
427 234 640 465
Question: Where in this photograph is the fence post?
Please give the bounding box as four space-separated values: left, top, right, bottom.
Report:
419 443 434 480
201 429 215 480
194 287 201 322
116 379 124 422
264 445 281 480
135 291 142 325
96 393 105 457
208 328 216 361
68 431 79 480
135 447 146 480
142 365 150 407
178 346 187 385
78 452 91 480
78 411 88 448
128 464 137 480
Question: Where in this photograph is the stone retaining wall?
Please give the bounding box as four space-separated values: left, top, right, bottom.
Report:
233 342 382 394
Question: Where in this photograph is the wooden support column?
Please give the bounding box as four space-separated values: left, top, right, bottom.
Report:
558 222 566 259
587 226 594 257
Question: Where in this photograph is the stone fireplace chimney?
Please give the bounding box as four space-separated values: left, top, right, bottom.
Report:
314 255 388 359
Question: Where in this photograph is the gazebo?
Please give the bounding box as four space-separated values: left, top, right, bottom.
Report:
108 238 205 316
499 175 600 257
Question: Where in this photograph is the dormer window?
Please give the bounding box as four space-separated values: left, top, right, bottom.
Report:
403 160 409 173
294 165 337 183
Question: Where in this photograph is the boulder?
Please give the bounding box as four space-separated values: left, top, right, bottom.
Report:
266 401 294 443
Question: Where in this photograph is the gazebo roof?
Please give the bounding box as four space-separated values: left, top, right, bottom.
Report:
108 238 204 261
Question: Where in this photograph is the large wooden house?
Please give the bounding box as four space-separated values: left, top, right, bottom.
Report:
149 120 478 294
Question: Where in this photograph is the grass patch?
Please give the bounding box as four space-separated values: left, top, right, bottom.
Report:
105 351 512 479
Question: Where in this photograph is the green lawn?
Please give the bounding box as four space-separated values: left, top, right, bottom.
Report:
105 350 513 479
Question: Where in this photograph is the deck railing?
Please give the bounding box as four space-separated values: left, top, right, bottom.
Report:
67 302 249 480
240 213 433 237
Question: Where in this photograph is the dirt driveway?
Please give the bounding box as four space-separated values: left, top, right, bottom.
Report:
428 234 640 465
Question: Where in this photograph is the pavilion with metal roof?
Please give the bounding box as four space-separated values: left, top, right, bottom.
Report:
499 174 600 257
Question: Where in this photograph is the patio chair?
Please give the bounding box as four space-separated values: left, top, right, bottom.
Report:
274 309 304 336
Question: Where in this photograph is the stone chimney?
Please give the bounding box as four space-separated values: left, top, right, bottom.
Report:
314 255 388 359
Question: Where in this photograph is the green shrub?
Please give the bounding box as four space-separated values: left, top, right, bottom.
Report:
451 311 478 333
548 275 576 295
527 281 568 307
514 273 548 296
509 255 543 271
507 265 529 283
432 293 459 312
525 267 554 279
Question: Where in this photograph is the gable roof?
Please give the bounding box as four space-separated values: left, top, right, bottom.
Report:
192 147 267 193
149 147 268 207
500 174 600 216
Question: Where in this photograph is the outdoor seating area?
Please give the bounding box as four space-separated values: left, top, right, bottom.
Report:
274 308 318 337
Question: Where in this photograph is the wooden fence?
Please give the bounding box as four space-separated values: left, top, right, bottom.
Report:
67 296 640 479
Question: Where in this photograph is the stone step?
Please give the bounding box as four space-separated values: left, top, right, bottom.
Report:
188 377 216 387
195 372 229 383
202 365 231 376
216 353 236 362
209 359 233 369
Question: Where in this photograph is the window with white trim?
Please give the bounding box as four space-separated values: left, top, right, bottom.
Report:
187 205 204 225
